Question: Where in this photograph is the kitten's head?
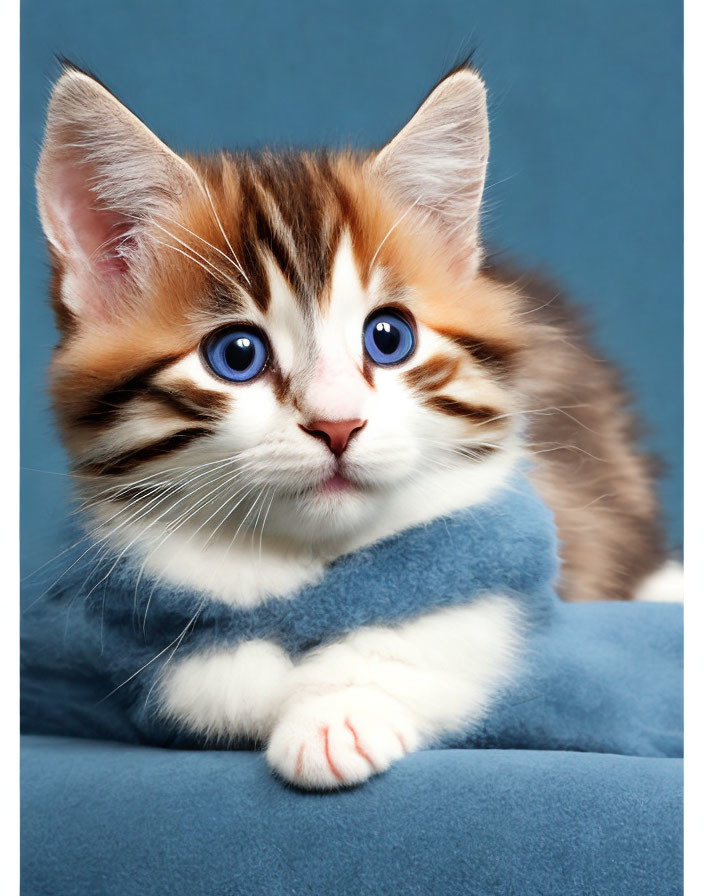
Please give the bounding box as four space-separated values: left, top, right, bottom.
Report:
37 64 527 548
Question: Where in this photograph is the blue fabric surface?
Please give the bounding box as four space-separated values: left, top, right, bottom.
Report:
32 474 558 659
21 736 683 896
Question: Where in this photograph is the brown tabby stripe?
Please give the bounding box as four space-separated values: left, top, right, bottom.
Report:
72 354 186 428
146 382 228 421
468 444 498 459
239 162 310 310
79 427 212 476
271 367 293 404
208 284 248 317
235 169 273 313
427 396 501 423
326 170 368 286
258 155 330 298
361 355 376 388
404 355 459 393
434 329 516 373
235 154 346 310
257 160 319 299
254 204 308 302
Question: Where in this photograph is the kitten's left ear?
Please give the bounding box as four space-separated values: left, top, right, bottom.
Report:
372 67 489 279
36 65 202 321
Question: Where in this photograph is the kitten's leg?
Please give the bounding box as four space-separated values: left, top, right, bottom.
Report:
159 596 521 785
159 639 294 744
267 596 521 789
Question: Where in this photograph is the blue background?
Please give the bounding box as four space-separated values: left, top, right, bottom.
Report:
20 0 683 577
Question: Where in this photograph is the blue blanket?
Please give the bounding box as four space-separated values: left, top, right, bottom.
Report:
20 473 683 894
21 736 682 896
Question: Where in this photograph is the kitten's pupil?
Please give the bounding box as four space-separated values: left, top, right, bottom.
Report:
374 321 400 355
226 337 256 372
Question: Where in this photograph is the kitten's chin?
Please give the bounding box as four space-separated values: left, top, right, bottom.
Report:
279 484 382 543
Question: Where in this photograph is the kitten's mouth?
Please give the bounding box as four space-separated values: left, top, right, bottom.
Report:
307 461 366 497
289 462 379 500
318 472 354 494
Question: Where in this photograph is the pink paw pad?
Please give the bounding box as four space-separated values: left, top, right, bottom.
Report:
322 726 344 781
345 718 377 771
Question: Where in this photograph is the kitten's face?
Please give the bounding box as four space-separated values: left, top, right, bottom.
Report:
38 66 526 548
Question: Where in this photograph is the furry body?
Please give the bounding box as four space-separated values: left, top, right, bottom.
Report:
33 64 678 787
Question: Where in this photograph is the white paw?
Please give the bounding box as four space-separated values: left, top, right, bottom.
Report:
266 687 421 790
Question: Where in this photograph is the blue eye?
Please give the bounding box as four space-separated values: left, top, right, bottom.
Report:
363 309 416 366
202 326 269 383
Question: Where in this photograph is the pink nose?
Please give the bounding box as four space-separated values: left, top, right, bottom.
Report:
300 419 367 456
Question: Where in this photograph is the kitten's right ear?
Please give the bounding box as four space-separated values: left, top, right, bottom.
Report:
372 67 490 280
36 65 201 322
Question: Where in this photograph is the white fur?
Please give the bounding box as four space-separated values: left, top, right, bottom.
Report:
160 640 294 743
634 560 684 603
306 232 375 414
160 596 522 789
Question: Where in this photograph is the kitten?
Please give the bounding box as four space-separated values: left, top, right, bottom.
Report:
35 63 680 788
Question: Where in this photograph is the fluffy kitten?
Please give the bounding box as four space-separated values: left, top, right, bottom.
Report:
35 63 678 788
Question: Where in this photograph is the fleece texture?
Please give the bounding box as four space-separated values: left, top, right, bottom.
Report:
21 474 682 757
21 736 682 896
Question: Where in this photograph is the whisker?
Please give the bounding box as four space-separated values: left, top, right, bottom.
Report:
200 180 251 286
369 196 422 272
37 456 248 613
96 602 205 704
151 238 232 284
257 488 277 562
153 212 246 283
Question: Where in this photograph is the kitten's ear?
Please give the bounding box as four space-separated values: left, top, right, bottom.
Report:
372 68 489 279
36 66 201 321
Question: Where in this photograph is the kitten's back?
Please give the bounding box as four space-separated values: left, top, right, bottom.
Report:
488 262 669 601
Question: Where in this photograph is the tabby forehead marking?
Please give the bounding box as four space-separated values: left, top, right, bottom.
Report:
230 154 349 313
261 253 314 375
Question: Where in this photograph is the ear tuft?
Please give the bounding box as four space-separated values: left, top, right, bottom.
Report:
36 67 200 321
373 68 490 278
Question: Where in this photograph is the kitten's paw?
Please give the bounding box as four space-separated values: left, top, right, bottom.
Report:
266 687 421 790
